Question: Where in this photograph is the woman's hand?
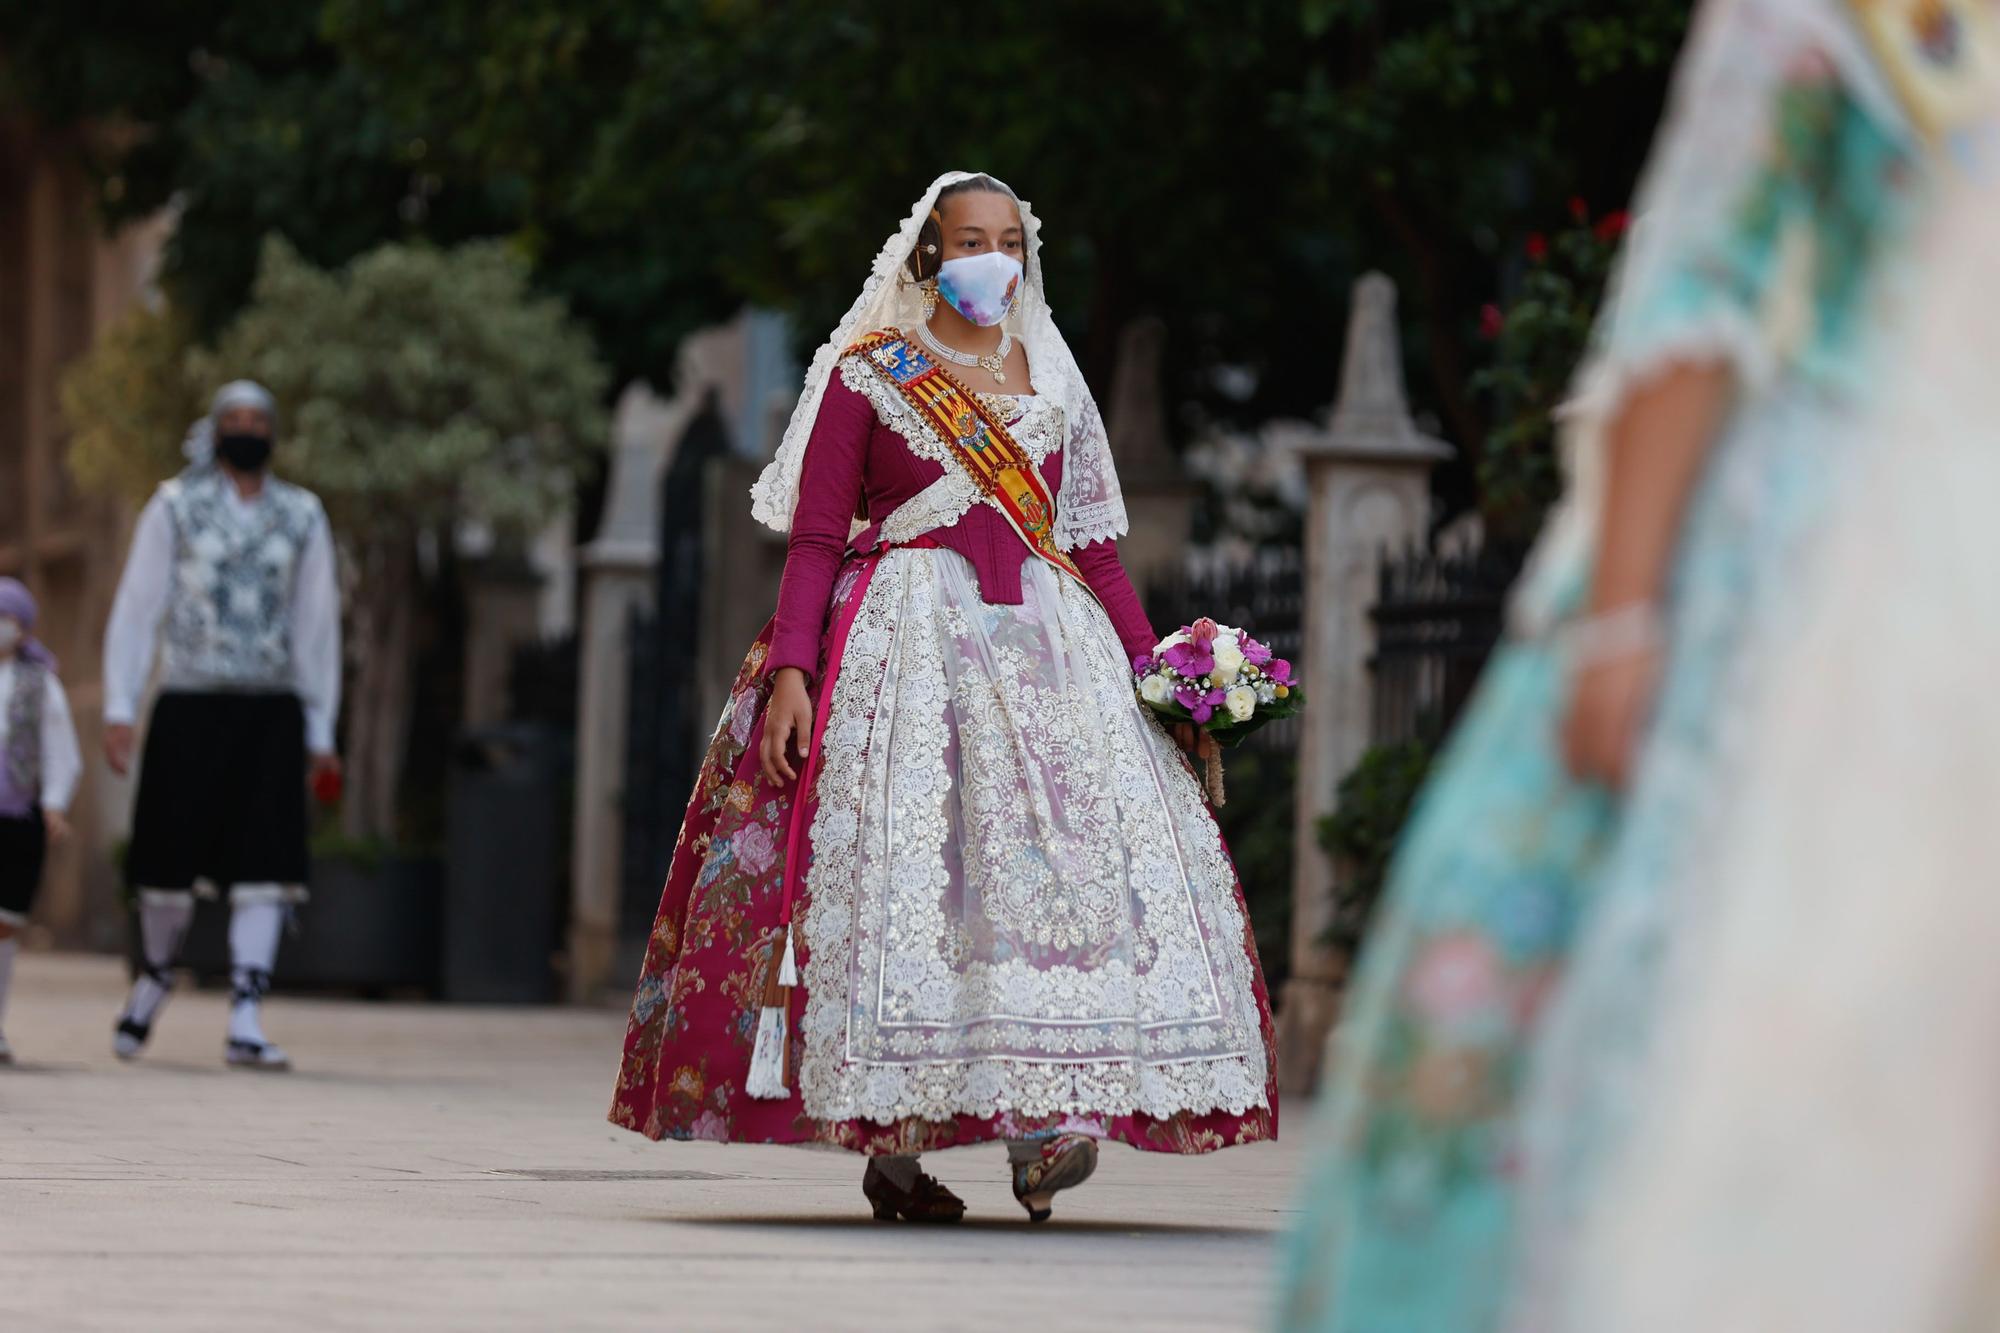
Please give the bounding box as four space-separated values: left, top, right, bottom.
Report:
1173 722 1218 763
760 667 815 787
42 808 72 843
1559 651 1661 790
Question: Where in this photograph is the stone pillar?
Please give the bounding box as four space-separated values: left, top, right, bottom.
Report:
1276 273 1451 1095
566 383 684 1002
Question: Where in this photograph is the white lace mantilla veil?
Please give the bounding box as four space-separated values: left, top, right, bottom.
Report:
1509 0 1905 634
749 170 1128 552
1529 71 2000 1333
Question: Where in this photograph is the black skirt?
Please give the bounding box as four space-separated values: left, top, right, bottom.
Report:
0 811 47 923
127 692 310 891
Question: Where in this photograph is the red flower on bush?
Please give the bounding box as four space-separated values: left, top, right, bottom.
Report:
1568 195 1589 223
1594 210 1631 242
1479 303 1505 340
1525 232 1548 262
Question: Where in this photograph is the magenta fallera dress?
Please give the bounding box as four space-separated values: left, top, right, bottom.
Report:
610 363 1277 1157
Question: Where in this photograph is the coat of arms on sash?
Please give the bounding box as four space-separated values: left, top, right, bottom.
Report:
846 329 1091 591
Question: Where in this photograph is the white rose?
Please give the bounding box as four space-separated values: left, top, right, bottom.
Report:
1138 675 1174 706
1224 685 1257 722
1211 638 1245 684
1157 631 1188 652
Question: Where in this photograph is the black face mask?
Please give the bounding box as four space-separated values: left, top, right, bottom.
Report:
216 432 273 472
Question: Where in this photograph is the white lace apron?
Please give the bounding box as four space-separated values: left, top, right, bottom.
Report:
795 396 1269 1125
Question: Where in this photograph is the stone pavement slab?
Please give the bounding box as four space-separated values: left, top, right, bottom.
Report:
1 954 1305 1332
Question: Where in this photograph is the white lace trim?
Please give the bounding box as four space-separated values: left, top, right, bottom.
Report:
841 352 1074 549
798 548 1269 1123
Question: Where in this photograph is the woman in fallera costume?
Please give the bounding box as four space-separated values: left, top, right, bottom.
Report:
1278 0 1960 1326
609 172 1276 1222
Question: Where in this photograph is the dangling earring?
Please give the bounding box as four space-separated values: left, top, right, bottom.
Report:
920 279 940 319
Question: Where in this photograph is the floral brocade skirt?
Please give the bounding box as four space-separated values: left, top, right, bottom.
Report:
609 547 1277 1156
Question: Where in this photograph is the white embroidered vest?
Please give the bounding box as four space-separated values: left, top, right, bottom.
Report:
159 471 323 692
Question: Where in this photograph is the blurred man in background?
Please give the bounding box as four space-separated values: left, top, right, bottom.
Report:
102 380 341 1071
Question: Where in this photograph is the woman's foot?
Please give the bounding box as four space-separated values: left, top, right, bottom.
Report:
1011 1133 1099 1223
861 1158 966 1223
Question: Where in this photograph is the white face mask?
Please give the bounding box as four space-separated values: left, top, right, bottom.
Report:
935 250 1024 328
0 619 20 654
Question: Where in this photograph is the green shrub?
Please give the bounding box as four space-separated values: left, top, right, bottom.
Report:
1318 739 1435 955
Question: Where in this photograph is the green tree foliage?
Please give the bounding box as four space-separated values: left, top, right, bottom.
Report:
58 303 205 501
11 0 1692 500
0 6 513 336
213 237 606 541
1475 208 1624 543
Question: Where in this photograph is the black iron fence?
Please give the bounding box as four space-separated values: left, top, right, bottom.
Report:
1368 542 1521 747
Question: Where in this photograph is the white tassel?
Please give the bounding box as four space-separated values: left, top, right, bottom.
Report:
776 930 798 987
745 1004 789 1099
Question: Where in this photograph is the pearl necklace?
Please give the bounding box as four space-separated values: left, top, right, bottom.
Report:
918 320 1012 385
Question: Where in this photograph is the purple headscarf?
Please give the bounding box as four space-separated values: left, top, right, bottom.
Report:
0 577 56 670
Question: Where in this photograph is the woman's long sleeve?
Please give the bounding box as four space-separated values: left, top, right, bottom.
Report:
766 376 873 679
1072 538 1158 664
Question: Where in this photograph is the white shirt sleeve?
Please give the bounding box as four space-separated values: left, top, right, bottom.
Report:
290 504 342 755
39 671 82 812
103 491 175 727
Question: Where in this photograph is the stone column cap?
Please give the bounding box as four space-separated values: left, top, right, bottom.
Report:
1306 271 1453 467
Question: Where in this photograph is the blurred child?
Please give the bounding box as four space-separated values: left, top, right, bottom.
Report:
0 577 82 1064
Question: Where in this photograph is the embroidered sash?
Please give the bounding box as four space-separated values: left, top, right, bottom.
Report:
846 329 1089 588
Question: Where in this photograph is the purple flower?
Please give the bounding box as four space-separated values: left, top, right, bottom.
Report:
1266 658 1293 685
1176 684 1226 723
1243 639 1273 666
1164 642 1215 678
1132 653 1154 674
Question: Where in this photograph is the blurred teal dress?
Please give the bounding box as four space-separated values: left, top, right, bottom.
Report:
1277 4 1936 1328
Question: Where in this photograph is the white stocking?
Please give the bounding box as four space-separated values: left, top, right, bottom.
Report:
227 895 285 1045
124 891 195 1027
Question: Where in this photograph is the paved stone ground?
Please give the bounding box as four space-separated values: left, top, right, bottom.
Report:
2 953 1306 1332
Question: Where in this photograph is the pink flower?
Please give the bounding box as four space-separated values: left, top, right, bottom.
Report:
1164 642 1214 679
1403 930 1506 1024
1243 638 1273 666
1594 210 1630 242
1265 658 1292 685
1175 685 1226 723
729 689 758 746
1479 303 1505 341
732 822 779 878
688 1110 730 1142
1186 617 1221 648
1132 653 1154 674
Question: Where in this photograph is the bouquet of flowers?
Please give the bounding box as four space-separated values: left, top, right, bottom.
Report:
1132 617 1304 805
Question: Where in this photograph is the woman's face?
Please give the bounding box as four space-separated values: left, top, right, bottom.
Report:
937 189 1024 266
0 615 21 657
